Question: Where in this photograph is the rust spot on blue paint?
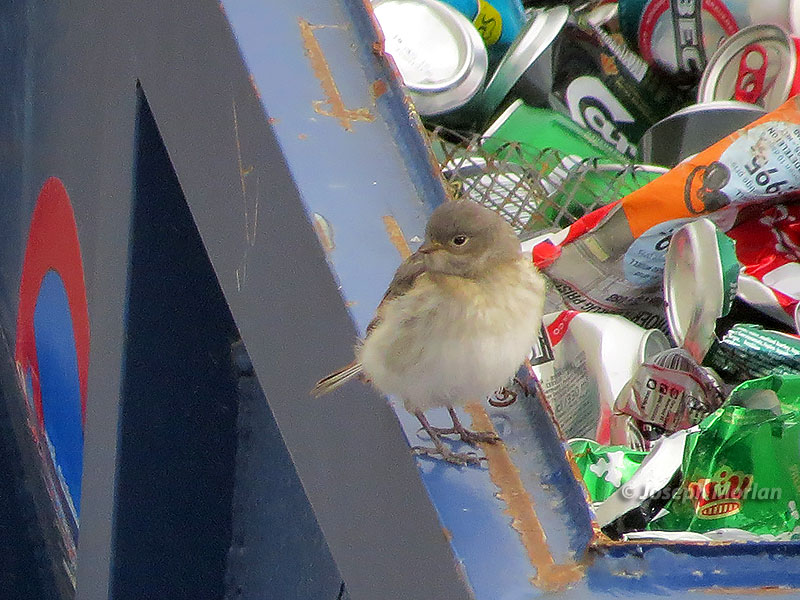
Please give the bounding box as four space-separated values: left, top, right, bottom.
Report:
299 19 375 132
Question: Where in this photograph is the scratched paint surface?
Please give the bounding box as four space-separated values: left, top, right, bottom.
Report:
220 0 800 597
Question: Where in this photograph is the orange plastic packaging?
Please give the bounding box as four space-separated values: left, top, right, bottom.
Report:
620 95 800 239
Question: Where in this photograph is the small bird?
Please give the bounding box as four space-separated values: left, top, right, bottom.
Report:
312 200 546 465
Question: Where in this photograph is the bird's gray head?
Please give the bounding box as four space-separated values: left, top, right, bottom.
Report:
418 201 521 278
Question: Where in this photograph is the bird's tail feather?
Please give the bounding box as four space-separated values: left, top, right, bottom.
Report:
311 361 363 397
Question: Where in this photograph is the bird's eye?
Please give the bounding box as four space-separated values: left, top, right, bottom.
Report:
451 235 468 246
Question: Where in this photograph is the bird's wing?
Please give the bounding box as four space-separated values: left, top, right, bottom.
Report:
366 250 427 336
311 252 425 396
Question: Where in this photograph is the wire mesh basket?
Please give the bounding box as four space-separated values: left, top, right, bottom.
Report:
427 127 667 241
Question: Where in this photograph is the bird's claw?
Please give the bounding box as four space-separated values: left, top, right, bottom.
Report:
458 429 501 445
411 445 486 466
421 426 500 447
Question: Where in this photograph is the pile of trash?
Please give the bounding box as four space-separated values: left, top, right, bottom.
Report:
374 0 800 540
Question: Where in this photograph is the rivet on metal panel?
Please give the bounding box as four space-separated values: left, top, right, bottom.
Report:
382 215 412 260
298 18 375 132
465 404 586 592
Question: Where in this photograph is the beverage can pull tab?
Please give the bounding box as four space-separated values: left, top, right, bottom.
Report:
734 44 768 104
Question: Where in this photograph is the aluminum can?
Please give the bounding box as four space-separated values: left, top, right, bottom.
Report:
614 347 726 433
595 428 690 537
618 0 752 74
705 323 800 383
698 24 800 111
724 201 800 329
373 0 489 117
663 218 740 363
549 18 689 158
652 375 800 536
478 6 570 124
483 99 633 161
440 0 527 61
482 100 663 228
637 100 766 166
530 310 670 443
569 438 647 504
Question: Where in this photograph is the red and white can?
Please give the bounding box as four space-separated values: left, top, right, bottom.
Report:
727 202 800 331
698 24 800 111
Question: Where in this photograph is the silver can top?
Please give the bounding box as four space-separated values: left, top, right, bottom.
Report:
663 218 740 363
698 24 798 111
373 0 488 116
479 5 570 122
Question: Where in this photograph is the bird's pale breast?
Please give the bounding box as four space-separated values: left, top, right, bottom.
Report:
357 258 545 411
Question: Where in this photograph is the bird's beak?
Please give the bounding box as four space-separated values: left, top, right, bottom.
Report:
418 241 443 254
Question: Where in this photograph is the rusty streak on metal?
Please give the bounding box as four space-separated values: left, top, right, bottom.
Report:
691 586 800 595
465 404 585 593
382 215 412 260
298 18 375 131
248 73 261 99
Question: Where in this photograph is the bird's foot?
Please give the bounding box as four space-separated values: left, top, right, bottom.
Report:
458 428 501 445
428 426 500 445
441 406 501 446
411 444 485 466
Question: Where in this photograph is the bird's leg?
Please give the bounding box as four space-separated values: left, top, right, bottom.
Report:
426 407 501 445
412 410 485 466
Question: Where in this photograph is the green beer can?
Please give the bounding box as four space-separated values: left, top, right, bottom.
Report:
480 99 664 230
650 375 800 536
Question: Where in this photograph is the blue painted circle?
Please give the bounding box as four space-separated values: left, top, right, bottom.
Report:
34 270 84 514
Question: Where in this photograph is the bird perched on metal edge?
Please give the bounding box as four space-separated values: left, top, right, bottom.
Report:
312 200 546 465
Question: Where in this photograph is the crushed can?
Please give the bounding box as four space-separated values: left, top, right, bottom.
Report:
614 347 727 435
650 374 800 536
726 201 800 327
569 438 648 503
663 218 740 362
532 310 670 442
704 323 800 383
549 16 688 158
